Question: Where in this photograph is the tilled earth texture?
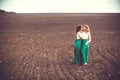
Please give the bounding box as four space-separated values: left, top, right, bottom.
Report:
0 13 120 80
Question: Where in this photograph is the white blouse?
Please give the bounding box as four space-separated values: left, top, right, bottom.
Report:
80 32 89 39
76 32 81 39
77 31 90 39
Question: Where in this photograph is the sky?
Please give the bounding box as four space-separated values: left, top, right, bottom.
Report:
0 0 120 13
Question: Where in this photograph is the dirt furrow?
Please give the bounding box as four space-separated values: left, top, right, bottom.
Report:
97 47 120 67
51 49 66 79
106 47 120 60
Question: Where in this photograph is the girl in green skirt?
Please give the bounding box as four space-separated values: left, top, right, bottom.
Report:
73 25 83 65
81 24 91 65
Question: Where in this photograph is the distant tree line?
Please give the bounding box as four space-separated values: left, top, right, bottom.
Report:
0 9 16 14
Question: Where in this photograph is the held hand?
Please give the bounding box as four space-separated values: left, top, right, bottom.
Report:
85 42 89 45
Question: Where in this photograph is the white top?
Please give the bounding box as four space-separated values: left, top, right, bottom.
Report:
76 31 91 42
80 32 89 39
76 31 81 39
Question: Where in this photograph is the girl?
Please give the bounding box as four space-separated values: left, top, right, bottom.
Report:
81 24 91 65
73 25 83 65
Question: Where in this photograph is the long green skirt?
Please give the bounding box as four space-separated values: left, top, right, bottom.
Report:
81 39 90 64
73 39 83 64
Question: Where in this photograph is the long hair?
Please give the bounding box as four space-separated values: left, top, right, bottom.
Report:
76 25 81 34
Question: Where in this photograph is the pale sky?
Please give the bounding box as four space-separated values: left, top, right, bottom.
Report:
0 0 120 13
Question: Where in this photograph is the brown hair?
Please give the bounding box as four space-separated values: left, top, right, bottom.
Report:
76 25 81 34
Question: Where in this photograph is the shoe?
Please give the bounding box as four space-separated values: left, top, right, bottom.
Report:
84 63 87 65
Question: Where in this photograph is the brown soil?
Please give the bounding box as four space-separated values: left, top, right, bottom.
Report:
0 13 120 80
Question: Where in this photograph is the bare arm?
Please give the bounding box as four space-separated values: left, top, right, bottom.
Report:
88 32 91 42
78 32 83 39
85 32 91 45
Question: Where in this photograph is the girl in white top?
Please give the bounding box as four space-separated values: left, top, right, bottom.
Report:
79 24 91 65
73 25 83 65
